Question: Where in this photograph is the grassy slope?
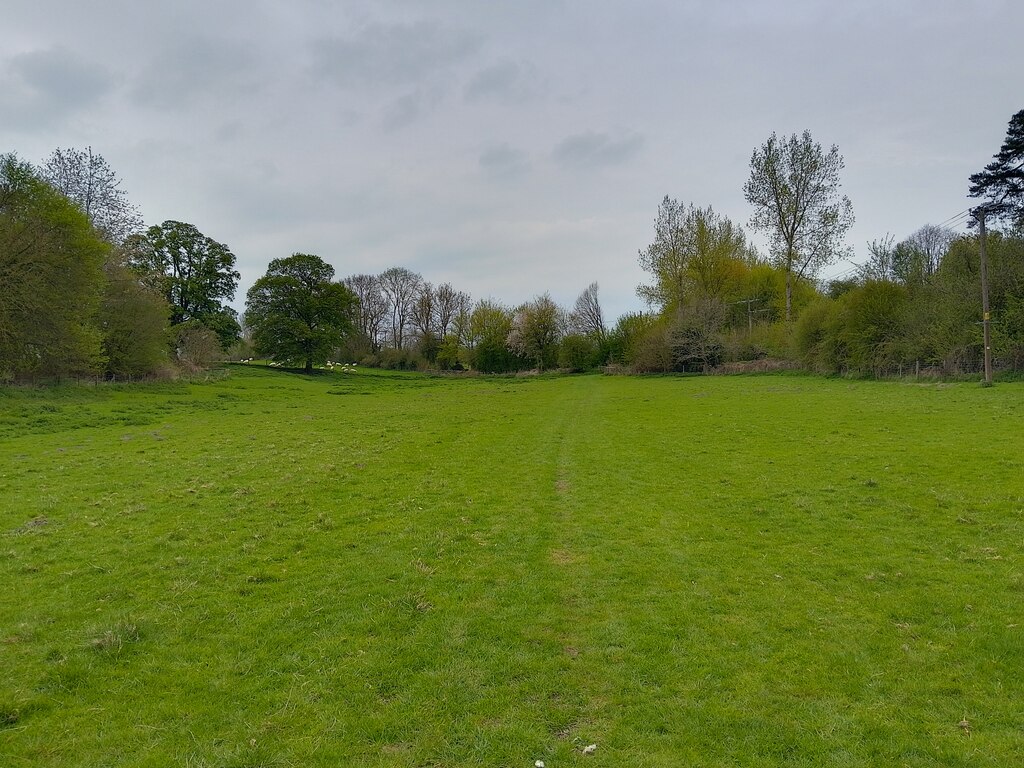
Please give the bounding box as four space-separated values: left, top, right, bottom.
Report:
0 367 1022 767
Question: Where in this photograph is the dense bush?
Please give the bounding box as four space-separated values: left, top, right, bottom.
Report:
558 334 601 372
1 154 107 381
606 313 657 367
470 338 521 373
721 321 792 364
667 299 727 372
100 258 171 378
376 347 426 371
173 322 222 372
434 334 465 370
629 322 674 373
793 299 835 372
995 294 1024 369
837 281 909 373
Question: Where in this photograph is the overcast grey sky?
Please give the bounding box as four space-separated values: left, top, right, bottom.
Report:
2 1 1021 321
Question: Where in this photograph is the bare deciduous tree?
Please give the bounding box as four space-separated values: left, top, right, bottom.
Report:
451 290 474 347
570 282 606 339
860 225 954 287
435 282 470 337
905 224 954 278
344 273 388 351
859 235 898 282
669 296 728 373
378 267 422 349
411 281 438 341
39 147 143 244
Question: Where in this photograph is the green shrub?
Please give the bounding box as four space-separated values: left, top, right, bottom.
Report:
667 299 727 373
793 299 836 372
376 347 426 371
629 323 674 373
558 334 601 372
173 322 222 372
607 312 657 367
838 281 910 374
100 260 170 379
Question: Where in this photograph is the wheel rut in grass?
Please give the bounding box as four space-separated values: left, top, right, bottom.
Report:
538 376 610 745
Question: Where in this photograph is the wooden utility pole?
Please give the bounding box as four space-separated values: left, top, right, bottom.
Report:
975 207 994 386
731 298 760 333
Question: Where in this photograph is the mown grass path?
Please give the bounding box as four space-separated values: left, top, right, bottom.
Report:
1 368 1022 766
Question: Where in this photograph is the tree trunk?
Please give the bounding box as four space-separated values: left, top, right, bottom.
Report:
785 271 793 322
305 358 313 374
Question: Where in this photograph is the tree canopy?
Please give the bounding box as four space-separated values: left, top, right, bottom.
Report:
3 118 1022 382
467 300 518 373
99 253 171 378
570 282 606 339
1 153 108 380
125 220 240 346
507 293 564 370
969 108 1024 225
744 131 854 319
245 253 357 373
378 266 422 350
638 198 753 311
38 147 143 245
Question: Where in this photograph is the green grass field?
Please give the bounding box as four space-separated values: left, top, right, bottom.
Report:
1 366 1022 767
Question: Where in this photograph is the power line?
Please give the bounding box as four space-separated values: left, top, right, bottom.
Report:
828 264 861 281
936 208 972 228
935 212 973 231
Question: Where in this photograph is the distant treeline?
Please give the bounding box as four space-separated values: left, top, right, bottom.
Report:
2 109 1022 383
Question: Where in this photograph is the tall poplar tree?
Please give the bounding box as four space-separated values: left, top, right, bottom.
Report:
744 131 854 320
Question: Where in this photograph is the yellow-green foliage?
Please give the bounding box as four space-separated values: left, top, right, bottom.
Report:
0 154 108 380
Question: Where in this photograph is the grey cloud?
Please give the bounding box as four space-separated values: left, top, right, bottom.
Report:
380 88 442 132
0 47 112 130
311 21 481 89
215 120 245 143
463 60 539 104
130 38 261 109
1 1 1012 327
552 130 645 170
479 144 530 178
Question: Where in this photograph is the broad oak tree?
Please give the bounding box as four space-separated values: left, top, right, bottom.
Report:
125 220 240 344
245 253 356 373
